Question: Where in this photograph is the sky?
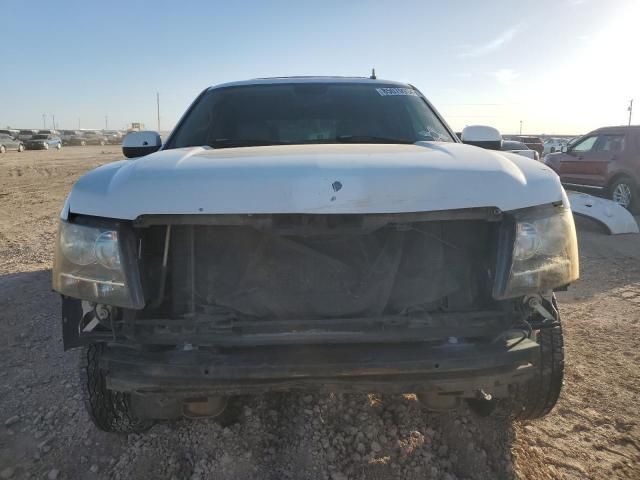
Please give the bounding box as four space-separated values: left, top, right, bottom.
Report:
0 0 638 135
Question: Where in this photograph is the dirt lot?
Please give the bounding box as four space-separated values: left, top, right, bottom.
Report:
0 146 638 480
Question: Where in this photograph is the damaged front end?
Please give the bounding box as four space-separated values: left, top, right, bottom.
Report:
55 205 577 417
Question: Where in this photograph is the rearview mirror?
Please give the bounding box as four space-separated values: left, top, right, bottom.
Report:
122 131 162 158
561 145 568 153
460 125 502 151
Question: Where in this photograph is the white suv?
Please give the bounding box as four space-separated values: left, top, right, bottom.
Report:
53 77 578 432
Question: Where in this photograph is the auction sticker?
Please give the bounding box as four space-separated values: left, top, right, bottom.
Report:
376 87 418 96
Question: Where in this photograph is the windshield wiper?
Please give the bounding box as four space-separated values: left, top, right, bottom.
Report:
209 138 291 148
335 135 414 144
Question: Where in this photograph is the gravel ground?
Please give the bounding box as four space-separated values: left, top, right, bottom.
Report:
0 146 638 479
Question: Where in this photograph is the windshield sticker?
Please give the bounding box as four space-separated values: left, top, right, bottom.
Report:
376 87 418 96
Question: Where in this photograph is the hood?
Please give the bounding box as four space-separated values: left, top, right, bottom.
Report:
66 142 565 220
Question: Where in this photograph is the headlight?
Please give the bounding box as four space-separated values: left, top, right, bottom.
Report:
52 220 144 309
494 205 579 299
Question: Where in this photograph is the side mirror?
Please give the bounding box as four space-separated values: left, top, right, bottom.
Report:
460 125 502 150
560 145 568 153
122 131 162 158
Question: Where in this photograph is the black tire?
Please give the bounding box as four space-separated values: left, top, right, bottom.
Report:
80 344 154 433
609 176 638 213
468 297 565 420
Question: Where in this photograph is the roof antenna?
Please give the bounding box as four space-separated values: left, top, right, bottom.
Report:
370 68 377 80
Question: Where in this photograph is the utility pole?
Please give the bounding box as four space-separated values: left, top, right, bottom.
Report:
105 115 108 130
78 118 81 129
42 114 47 129
628 99 634 126
156 92 161 132
51 114 56 130
519 120 523 135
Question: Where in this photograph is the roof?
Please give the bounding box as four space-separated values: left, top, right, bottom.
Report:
593 125 640 132
208 76 410 90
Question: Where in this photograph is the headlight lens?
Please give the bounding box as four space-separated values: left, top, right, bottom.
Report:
494 206 579 299
52 220 144 309
95 231 121 269
512 223 541 261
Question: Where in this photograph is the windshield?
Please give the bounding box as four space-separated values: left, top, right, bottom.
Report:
168 83 455 149
33 134 48 139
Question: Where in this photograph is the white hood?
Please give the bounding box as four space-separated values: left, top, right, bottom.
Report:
66 142 564 220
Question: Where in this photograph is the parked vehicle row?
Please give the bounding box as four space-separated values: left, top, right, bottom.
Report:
3 128 126 147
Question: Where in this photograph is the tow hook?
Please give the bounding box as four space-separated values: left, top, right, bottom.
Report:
475 389 492 401
525 296 553 320
524 296 559 328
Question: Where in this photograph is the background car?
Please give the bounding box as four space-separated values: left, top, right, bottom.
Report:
502 140 539 160
17 129 38 142
60 130 81 145
544 125 640 211
102 130 123 144
25 134 62 150
81 131 108 145
543 138 568 154
0 133 25 153
504 135 544 157
38 129 59 136
0 129 20 138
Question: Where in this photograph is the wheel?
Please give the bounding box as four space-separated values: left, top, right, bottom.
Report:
609 176 638 212
467 296 565 420
80 344 154 433
100 140 105 146
43 143 49 150
0 145 5 154
81 140 86 146
56 143 62 150
17 144 24 152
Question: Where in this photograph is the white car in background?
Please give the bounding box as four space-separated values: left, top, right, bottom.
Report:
543 138 568 154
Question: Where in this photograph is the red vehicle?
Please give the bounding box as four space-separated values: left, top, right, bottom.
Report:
545 126 640 212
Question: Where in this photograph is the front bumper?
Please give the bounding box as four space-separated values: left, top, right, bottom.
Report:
102 338 537 398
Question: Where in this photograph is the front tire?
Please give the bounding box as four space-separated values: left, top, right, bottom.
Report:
610 176 638 213
17 144 24 152
80 344 153 433
56 143 62 150
0 145 5 154
468 297 565 420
